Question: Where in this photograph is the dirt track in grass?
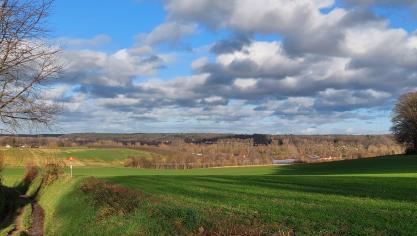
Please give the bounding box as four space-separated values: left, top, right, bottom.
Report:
28 201 44 236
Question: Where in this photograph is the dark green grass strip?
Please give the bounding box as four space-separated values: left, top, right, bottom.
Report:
106 173 417 235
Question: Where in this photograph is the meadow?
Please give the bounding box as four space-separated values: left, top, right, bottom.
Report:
2 154 417 235
0 147 151 167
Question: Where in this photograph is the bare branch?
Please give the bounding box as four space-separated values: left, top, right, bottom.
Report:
0 0 61 132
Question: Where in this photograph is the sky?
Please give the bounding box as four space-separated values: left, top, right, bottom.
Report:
40 0 417 134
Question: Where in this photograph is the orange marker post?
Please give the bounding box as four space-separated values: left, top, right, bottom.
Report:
68 157 75 177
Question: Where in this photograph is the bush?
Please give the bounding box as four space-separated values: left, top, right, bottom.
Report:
43 162 64 185
124 156 153 168
80 177 145 217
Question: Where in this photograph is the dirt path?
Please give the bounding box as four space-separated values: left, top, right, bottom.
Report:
3 196 45 236
28 201 44 236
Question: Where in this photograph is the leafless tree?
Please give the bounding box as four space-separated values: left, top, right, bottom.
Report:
391 91 417 153
0 0 61 132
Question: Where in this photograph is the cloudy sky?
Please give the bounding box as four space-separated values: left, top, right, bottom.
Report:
44 0 417 134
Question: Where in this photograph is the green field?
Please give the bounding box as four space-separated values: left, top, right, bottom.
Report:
2 155 417 235
1 168 24 186
0 147 152 167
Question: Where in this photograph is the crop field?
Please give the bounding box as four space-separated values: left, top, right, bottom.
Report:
2 154 417 235
0 147 151 167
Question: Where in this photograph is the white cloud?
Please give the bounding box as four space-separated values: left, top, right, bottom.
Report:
48 1 417 133
138 22 196 48
233 79 257 90
61 45 171 88
42 85 71 100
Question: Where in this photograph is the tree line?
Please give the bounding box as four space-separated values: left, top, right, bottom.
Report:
122 135 403 169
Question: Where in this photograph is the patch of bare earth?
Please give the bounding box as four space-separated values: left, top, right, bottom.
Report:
28 201 44 236
5 197 45 236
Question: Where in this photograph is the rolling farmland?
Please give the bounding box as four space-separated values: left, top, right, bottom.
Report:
2 154 417 235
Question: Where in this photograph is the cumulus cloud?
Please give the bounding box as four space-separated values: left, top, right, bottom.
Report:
210 34 252 54
164 0 386 56
165 0 337 33
60 45 172 93
48 0 417 133
138 22 196 48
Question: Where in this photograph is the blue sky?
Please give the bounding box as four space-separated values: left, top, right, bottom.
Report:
50 1 164 49
40 0 417 134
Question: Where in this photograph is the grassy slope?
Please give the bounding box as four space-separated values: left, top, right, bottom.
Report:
275 154 417 175
30 155 417 236
39 177 81 236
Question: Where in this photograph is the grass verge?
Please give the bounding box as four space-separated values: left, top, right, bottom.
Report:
20 204 32 234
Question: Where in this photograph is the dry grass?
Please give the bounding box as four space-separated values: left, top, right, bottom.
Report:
43 162 65 186
0 148 62 167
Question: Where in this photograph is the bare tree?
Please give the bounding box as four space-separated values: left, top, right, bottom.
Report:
0 0 61 132
391 91 417 154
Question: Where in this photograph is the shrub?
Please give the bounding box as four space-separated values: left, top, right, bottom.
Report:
80 177 144 217
124 156 153 168
43 162 64 185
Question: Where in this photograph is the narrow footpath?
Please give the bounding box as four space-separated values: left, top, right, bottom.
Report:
5 195 45 236
28 201 44 236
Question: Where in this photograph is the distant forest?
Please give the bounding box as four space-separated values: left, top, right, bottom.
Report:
0 133 404 169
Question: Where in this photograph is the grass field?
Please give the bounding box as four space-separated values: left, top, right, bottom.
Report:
1 168 24 186
2 155 417 235
0 147 152 167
